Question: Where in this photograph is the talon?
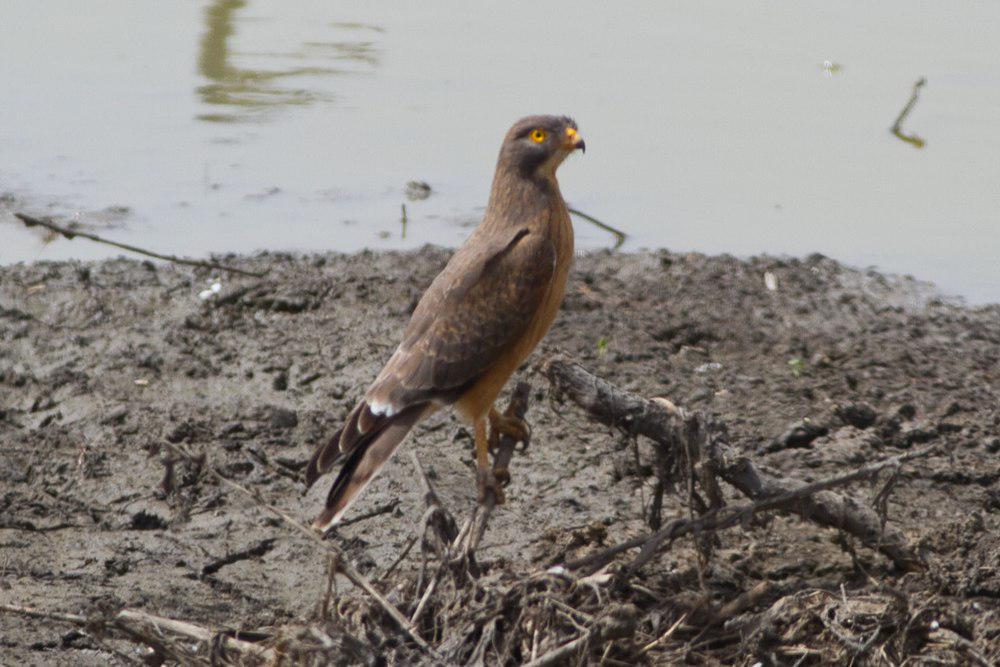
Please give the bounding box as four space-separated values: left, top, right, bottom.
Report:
476 468 506 505
494 467 511 486
489 408 531 451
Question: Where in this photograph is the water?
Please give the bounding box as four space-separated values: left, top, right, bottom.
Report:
3 1 999 303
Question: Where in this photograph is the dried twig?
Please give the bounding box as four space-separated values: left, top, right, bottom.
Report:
522 630 592 667
1 603 274 663
410 451 460 557
641 612 688 654
890 77 927 149
712 581 774 625
160 442 439 659
338 498 400 528
545 358 930 571
380 533 418 581
14 212 267 277
315 554 339 620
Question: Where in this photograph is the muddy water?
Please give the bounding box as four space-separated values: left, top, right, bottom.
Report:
2 1 999 302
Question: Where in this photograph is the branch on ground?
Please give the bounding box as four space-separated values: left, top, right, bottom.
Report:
544 357 930 572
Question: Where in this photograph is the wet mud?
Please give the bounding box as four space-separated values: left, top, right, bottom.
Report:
1 248 998 664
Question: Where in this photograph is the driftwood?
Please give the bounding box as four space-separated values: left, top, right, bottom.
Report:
544 357 930 572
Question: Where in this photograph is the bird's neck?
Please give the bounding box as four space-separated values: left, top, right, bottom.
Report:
485 167 564 227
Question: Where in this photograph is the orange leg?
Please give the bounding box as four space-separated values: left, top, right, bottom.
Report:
474 415 505 505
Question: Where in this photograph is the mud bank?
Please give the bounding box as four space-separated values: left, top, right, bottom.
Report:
1 248 998 664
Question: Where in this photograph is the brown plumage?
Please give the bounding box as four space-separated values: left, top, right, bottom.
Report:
305 115 585 531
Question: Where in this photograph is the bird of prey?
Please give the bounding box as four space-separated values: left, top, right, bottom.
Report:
305 115 585 532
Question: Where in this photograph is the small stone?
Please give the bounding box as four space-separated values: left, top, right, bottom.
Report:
166 421 194 443
129 510 167 531
30 395 56 412
689 387 714 403
405 180 432 201
102 405 128 425
272 370 288 391
835 401 878 429
941 401 963 417
900 421 937 447
765 419 828 452
597 603 638 640
221 422 246 436
269 408 298 430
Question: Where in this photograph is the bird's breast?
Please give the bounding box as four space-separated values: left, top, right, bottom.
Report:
526 204 574 348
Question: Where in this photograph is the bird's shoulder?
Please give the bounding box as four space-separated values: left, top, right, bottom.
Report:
409 220 553 325
363 212 558 410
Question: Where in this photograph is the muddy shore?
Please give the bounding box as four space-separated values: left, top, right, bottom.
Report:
2 248 998 664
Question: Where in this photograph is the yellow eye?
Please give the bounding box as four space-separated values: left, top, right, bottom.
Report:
530 129 547 143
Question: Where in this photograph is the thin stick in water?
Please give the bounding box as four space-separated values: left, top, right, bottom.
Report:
14 212 267 277
567 207 626 250
890 77 927 149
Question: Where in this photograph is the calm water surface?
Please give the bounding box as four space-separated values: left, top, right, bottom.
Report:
2 1 999 302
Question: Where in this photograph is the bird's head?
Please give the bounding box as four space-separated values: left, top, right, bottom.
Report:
498 115 585 179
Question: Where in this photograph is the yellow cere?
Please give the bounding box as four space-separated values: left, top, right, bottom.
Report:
530 129 547 143
565 127 577 138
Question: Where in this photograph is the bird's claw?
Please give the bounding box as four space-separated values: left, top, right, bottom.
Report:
477 467 506 505
488 409 531 453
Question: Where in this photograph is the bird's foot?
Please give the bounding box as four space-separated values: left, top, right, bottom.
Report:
477 467 507 505
488 408 531 453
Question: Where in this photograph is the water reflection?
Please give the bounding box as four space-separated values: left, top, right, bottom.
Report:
196 0 382 122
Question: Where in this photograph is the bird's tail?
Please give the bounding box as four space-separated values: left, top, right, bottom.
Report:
308 404 425 533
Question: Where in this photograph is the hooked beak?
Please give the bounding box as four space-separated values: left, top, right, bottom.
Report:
563 127 586 154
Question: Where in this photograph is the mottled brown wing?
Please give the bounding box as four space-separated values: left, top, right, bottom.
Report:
369 225 555 413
